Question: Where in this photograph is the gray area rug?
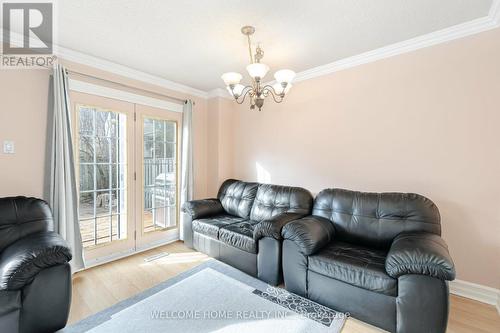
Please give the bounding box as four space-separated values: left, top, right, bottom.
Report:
62 259 346 333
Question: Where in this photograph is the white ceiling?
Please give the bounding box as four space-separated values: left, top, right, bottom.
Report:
54 0 492 91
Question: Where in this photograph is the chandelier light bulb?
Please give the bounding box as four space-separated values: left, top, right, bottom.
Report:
273 82 292 95
227 84 245 97
221 72 243 86
246 63 270 79
274 69 296 84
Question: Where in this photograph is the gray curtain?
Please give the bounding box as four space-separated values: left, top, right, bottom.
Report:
46 64 85 272
179 100 194 240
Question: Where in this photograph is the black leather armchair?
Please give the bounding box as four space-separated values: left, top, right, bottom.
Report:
182 179 312 285
0 197 73 333
282 189 455 333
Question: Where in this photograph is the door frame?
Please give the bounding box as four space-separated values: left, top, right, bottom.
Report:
70 89 183 266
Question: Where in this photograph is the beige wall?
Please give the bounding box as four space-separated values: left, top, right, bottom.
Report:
1 28 499 288
0 60 209 199
206 96 235 196
228 28 500 288
0 69 51 198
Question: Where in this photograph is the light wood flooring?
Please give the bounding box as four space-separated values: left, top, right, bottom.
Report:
70 241 500 332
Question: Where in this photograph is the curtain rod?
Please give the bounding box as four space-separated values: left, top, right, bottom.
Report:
64 68 192 105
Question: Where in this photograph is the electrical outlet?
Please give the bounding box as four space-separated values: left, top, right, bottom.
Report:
3 141 15 154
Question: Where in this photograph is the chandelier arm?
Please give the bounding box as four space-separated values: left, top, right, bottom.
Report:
235 86 254 104
262 85 284 103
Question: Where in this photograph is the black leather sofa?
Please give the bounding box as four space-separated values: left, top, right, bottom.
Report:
282 188 455 333
0 197 73 333
182 179 313 285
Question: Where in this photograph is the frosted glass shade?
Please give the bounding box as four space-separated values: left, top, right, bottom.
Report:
227 84 245 97
221 72 242 86
273 82 292 95
274 69 296 84
246 63 269 79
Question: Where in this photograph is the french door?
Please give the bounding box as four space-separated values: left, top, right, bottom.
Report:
135 104 181 249
71 92 181 263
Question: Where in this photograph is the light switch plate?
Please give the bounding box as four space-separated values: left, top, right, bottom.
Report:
3 141 15 154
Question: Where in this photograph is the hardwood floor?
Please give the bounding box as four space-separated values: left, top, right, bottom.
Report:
70 241 500 332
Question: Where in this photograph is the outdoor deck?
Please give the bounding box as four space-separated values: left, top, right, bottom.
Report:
79 209 175 248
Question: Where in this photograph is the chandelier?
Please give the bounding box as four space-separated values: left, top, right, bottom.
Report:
221 26 296 111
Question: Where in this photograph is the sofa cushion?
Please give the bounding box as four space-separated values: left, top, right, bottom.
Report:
312 189 441 249
218 180 259 219
308 242 397 296
218 221 259 254
192 215 246 239
250 184 313 222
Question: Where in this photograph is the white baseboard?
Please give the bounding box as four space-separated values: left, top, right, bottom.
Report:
449 279 500 313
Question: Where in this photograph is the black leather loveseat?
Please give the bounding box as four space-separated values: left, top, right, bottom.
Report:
0 197 73 333
182 179 312 285
282 188 455 333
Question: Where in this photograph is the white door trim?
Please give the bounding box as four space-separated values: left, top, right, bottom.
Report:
69 79 184 113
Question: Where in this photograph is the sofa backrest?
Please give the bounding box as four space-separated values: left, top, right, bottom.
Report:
217 179 259 218
250 183 313 222
313 188 441 249
0 197 54 252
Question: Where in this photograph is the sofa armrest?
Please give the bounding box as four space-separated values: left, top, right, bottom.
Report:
181 199 225 219
0 231 72 290
385 232 455 280
281 216 335 255
253 212 306 241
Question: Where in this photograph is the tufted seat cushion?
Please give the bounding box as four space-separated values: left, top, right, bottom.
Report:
218 221 259 254
308 241 397 296
192 215 246 239
0 197 53 252
218 179 259 218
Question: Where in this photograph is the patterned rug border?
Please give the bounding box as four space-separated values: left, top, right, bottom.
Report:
253 287 347 327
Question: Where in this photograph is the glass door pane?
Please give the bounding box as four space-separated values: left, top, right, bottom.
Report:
135 104 181 250
77 105 128 247
143 117 177 232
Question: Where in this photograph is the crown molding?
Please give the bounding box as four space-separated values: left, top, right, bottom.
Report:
207 88 232 99
293 1 500 83
57 47 209 99
1 29 209 99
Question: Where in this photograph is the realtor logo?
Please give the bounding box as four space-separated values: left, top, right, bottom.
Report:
1 1 56 68
2 1 53 54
